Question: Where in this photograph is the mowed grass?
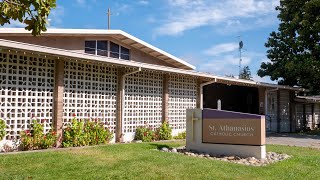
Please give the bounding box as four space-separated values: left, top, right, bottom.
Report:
0 141 320 180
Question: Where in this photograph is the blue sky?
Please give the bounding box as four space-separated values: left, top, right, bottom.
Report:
6 0 281 82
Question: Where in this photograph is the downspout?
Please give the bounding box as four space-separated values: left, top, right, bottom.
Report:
200 78 217 109
121 67 141 139
265 88 278 131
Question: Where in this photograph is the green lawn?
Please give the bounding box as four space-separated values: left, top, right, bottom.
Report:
0 141 319 180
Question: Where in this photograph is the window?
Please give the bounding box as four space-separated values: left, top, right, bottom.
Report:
85 40 108 57
85 41 96 55
121 46 130 60
84 40 130 60
110 42 120 58
97 41 108 56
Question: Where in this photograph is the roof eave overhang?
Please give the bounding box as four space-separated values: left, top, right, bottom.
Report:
295 96 320 103
0 38 307 92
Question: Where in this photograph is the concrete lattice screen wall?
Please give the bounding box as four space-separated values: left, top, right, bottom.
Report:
0 50 197 140
123 70 163 134
63 60 118 133
0 51 55 139
168 75 196 133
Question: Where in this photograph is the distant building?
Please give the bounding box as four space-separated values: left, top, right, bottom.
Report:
0 28 316 142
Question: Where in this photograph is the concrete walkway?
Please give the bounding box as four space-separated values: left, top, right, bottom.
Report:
267 133 320 149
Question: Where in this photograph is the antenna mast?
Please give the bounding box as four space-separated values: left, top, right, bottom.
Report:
238 39 244 78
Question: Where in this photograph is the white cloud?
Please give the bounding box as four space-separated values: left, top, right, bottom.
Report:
138 0 149 5
1 20 25 28
252 75 274 83
168 0 204 7
76 0 86 6
197 42 269 78
48 6 65 28
155 0 279 36
198 55 251 75
146 16 156 23
204 43 238 56
74 0 97 9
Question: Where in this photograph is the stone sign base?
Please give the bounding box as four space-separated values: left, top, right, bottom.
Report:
186 109 266 159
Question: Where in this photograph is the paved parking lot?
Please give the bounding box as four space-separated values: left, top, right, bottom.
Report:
267 133 320 148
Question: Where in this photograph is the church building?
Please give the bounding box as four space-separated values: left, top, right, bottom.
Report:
0 28 317 142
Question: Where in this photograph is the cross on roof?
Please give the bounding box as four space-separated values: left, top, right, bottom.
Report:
107 8 112 30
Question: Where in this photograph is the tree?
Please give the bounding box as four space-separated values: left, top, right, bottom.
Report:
0 0 56 36
239 66 252 80
258 0 320 94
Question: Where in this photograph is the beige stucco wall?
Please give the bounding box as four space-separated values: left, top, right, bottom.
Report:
0 36 176 67
0 36 84 52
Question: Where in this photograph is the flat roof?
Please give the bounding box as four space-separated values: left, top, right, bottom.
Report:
0 28 195 70
0 38 307 92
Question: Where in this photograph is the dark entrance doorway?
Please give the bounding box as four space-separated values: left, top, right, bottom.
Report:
203 83 259 114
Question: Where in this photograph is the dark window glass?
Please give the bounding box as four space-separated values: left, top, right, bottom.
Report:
97 41 108 56
110 41 119 58
85 41 96 55
121 46 130 60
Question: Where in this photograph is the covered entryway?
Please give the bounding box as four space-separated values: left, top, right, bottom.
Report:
203 83 259 114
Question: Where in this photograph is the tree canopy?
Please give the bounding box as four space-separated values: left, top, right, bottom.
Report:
239 66 252 80
258 0 320 94
0 0 56 36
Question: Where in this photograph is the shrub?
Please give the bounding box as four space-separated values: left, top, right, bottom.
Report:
62 117 113 147
173 131 186 139
83 121 113 145
62 118 85 147
20 120 57 151
0 119 6 140
135 126 155 142
156 121 172 140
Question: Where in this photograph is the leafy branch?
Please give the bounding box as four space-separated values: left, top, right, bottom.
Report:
0 0 56 36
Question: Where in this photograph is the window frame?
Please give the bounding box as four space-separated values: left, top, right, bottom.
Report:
84 40 130 60
84 40 97 55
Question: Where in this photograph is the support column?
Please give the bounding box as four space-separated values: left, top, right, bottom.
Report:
53 59 64 147
277 90 281 133
196 78 202 109
115 68 125 143
303 104 306 130
162 74 169 123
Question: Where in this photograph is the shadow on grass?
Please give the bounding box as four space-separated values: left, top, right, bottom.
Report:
149 143 170 150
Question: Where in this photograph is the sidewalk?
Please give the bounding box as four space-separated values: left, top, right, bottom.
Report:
267 133 320 148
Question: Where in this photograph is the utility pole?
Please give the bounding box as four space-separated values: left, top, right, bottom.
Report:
107 8 112 30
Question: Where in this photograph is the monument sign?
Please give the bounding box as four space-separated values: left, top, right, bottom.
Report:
186 108 266 159
202 110 265 145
